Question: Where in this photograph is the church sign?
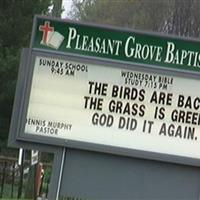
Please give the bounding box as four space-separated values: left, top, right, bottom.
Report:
10 16 200 165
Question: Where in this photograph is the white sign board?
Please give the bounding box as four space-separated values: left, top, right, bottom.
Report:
31 150 39 165
25 55 200 159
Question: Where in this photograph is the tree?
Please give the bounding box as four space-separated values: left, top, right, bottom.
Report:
0 0 55 150
70 0 140 26
163 0 200 37
51 0 63 17
70 0 170 28
70 0 200 38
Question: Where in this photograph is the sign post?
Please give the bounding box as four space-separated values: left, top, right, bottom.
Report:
56 148 66 200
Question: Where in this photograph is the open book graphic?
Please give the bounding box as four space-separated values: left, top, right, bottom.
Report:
41 31 64 49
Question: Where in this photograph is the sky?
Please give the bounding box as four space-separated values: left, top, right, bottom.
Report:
62 0 73 18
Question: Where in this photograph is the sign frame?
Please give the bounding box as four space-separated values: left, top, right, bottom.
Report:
8 15 200 200
8 15 200 167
